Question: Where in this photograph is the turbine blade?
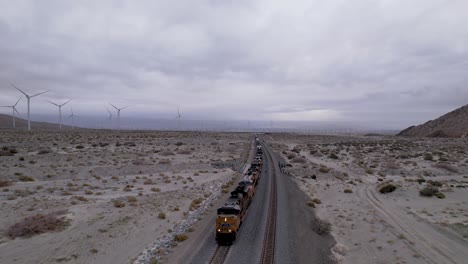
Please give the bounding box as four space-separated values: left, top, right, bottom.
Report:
121 106 128 110
30 90 48 97
9 82 28 96
61 99 71 106
14 96 22 106
48 100 59 107
13 107 21 116
110 103 119 110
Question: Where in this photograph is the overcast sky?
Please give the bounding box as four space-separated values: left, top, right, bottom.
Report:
0 0 467 129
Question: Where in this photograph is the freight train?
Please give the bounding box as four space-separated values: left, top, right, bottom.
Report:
215 137 264 244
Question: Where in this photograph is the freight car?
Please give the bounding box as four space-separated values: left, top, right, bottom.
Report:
215 138 263 244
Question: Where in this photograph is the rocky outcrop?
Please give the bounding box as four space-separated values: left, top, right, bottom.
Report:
397 104 468 138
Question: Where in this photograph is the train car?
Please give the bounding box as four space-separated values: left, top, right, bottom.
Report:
215 191 249 244
215 138 264 245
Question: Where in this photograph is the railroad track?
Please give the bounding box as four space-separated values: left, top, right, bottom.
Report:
208 245 230 264
260 144 277 264
208 141 277 264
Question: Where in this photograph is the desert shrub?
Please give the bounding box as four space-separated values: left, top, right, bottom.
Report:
306 201 315 208
423 153 433 161
177 150 192 155
291 157 306 163
151 187 161 192
286 153 296 160
75 145 84 149
190 198 204 210
18 175 34 182
379 184 397 194
127 196 137 203
0 179 14 187
312 198 322 204
427 180 443 187
113 200 125 208
319 166 330 173
433 163 458 173
143 179 154 185
328 153 339 159
73 196 88 202
174 234 188 242
417 178 426 184
175 142 184 146
344 188 353 193
419 186 439 197
123 186 132 192
313 218 332 235
435 192 445 199
158 212 166 219
160 151 175 156
150 258 159 264
7 210 68 238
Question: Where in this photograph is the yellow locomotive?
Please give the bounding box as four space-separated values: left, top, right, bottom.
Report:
215 139 263 244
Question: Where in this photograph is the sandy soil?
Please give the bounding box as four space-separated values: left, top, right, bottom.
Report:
266 134 468 264
0 130 251 264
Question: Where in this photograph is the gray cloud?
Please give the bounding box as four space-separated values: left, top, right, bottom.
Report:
0 0 467 129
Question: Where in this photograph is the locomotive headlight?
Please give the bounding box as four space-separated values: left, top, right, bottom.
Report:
217 229 221 232
224 218 227 222
228 229 232 232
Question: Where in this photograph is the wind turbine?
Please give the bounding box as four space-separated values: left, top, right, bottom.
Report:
10 82 48 131
48 99 71 130
106 106 113 129
67 107 76 130
110 103 128 130
175 107 182 130
0 96 22 128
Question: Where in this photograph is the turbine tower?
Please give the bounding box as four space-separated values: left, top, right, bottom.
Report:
176 107 182 130
106 106 113 129
10 82 48 131
0 96 22 128
48 99 71 130
67 107 76 130
110 103 127 130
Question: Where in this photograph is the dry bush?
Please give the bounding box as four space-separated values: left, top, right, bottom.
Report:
313 218 332 235
328 153 339 159
18 175 34 182
177 150 192 155
151 187 161 192
379 184 397 194
73 196 88 202
433 163 458 173
158 212 166 219
344 188 353 193
160 151 175 156
419 186 438 197
291 157 307 163
7 210 68 238
114 200 125 208
174 233 188 242
0 179 14 187
127 196 137 203
190 197 204 210
319 166 330 173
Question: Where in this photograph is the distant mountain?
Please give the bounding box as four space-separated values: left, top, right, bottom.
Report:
397 104 468 138
0 114 74 130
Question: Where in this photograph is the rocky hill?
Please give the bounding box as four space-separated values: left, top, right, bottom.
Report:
397 104 468 138
0 114 73 130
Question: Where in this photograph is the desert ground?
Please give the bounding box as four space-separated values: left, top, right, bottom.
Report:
265 134 468 264
0 130 251 264
1 130 467 264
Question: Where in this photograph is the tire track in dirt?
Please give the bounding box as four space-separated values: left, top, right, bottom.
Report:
359 185 465 264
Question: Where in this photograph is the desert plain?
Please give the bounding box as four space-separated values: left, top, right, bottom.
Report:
0 130 467 264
